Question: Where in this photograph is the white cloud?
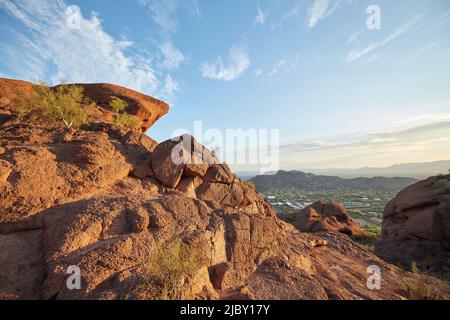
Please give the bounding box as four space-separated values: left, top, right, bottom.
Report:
159 41 186 70
200 45 250 81
347 14 423 63
0 0 159 94
308 0 342 28
138 0 201 33
254 3 267 26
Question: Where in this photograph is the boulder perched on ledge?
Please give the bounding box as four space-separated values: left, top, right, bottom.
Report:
293 201 362 237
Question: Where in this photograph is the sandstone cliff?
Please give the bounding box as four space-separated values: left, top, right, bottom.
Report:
0 78 449 300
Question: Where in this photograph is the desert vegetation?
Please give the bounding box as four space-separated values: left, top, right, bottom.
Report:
0 96 10 107
30 82 91 128
109 97 139 129
142 238 205 300
401 278 437 300
352 225 381 250
435 170 450 191
244 180 256 191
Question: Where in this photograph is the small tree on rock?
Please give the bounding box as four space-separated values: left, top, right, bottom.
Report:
109 97 139 130
34 82 90 128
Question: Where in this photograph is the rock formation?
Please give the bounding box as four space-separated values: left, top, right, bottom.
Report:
292 201 362 237
0 78 169 133
375 175 450 277
0 78 449 300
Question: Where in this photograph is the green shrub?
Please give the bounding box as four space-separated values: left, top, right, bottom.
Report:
33 82 91 128
109 96 128 114
112 113 139 129
142 238 205 300
435 178 450 191
352 226 381 250
109 97 138 129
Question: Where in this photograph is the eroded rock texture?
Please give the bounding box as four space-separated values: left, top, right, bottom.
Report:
375 175 450 277
292 201 362 237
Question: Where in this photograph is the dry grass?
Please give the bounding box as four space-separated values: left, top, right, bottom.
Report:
244 180 256 191
401 278 437 300
142 237 205 300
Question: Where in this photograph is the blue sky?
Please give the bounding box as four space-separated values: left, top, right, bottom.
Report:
1 0 450 171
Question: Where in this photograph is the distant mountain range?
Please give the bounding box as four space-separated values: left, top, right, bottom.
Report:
238 160 450 180
307 160 450 179
249 170 418 191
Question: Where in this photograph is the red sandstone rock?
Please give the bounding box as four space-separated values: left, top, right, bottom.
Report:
293 201 362 237
376 175 450 275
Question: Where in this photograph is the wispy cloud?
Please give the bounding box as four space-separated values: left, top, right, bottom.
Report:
275 1 301 29
159 74 179 104
254 2 267 26
365 53 382 64
200 45 250 81
279 117 450 169
308 0 343 28
138 0 201 33
267 59 287 77
159 41 186 70
346 29 363 45
266 54 300 77
397 42 438 65
0 0 160 94
254 69 263 78
347 14 423 62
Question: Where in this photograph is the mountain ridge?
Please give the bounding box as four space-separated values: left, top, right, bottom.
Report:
238 160 450 180
249 170 418 191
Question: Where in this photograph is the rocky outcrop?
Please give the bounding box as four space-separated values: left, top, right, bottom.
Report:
0 78 169 133
292 201 362 237
375 175 450 277
1 80 449 300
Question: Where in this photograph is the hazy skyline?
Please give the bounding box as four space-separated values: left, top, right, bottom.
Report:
1 0 449 171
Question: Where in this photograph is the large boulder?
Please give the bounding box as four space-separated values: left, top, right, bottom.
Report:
293 201 362 237
375 175 450 276
151 134 217 188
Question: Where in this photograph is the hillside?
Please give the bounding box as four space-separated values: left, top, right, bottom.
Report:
249 170 417 191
